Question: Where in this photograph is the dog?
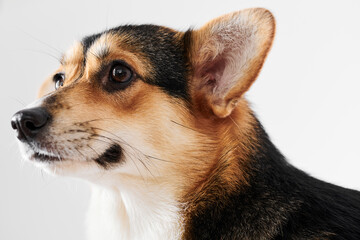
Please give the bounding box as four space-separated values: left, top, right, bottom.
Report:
11 8 360 240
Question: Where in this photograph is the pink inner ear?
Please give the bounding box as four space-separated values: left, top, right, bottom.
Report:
191 9 275 117
196 25 258 100
194 9 276 102
200 49 247 99
201 55 227 91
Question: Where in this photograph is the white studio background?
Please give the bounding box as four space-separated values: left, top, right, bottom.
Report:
0 0 359 239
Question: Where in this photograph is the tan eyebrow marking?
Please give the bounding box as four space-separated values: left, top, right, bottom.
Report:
87 34 110 59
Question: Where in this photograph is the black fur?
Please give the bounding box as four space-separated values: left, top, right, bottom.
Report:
94 144 123 168
184 116 360 240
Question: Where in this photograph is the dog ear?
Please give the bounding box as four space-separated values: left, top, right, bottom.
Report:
189 8 275 118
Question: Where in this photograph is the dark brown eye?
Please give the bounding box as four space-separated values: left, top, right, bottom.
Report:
102 62 135 92
53 73 65 90
110 64 133 84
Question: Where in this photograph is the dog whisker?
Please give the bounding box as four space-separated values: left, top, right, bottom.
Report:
75 118 122 125
125 151 146 182
89 136 113 145
132 147 156 179
23 49 61 62
85 132 165 178
89 134 159 174
91 127 127 141
10 97 27 107
90 128 176 165
145 155 177 164
103 130 174 164
170 120 201 133
74 147 88 161
19 29 63 55
86 144 100 158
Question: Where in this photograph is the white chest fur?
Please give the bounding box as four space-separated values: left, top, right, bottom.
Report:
86 184 183 240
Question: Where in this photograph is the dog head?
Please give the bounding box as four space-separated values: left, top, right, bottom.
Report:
11 8 275 191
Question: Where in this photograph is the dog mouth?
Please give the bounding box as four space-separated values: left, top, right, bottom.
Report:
23 141 122 167
30 151 62 162
25 144 63 162
16 137 67 163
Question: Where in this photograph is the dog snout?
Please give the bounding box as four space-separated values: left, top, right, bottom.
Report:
11 107 51 142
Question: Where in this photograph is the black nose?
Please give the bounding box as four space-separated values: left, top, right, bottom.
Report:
11 107 51 141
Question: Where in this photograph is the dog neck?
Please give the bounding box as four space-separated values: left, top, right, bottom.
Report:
182 104 305 239
86 178 183 240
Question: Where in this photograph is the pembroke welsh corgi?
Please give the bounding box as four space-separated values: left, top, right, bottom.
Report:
11 8 360 240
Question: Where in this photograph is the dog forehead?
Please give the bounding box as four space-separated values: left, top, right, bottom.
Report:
80 25 191 99
82 25 178 52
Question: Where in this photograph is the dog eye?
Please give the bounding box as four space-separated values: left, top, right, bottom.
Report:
53 73 65 90
110 64 133 84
